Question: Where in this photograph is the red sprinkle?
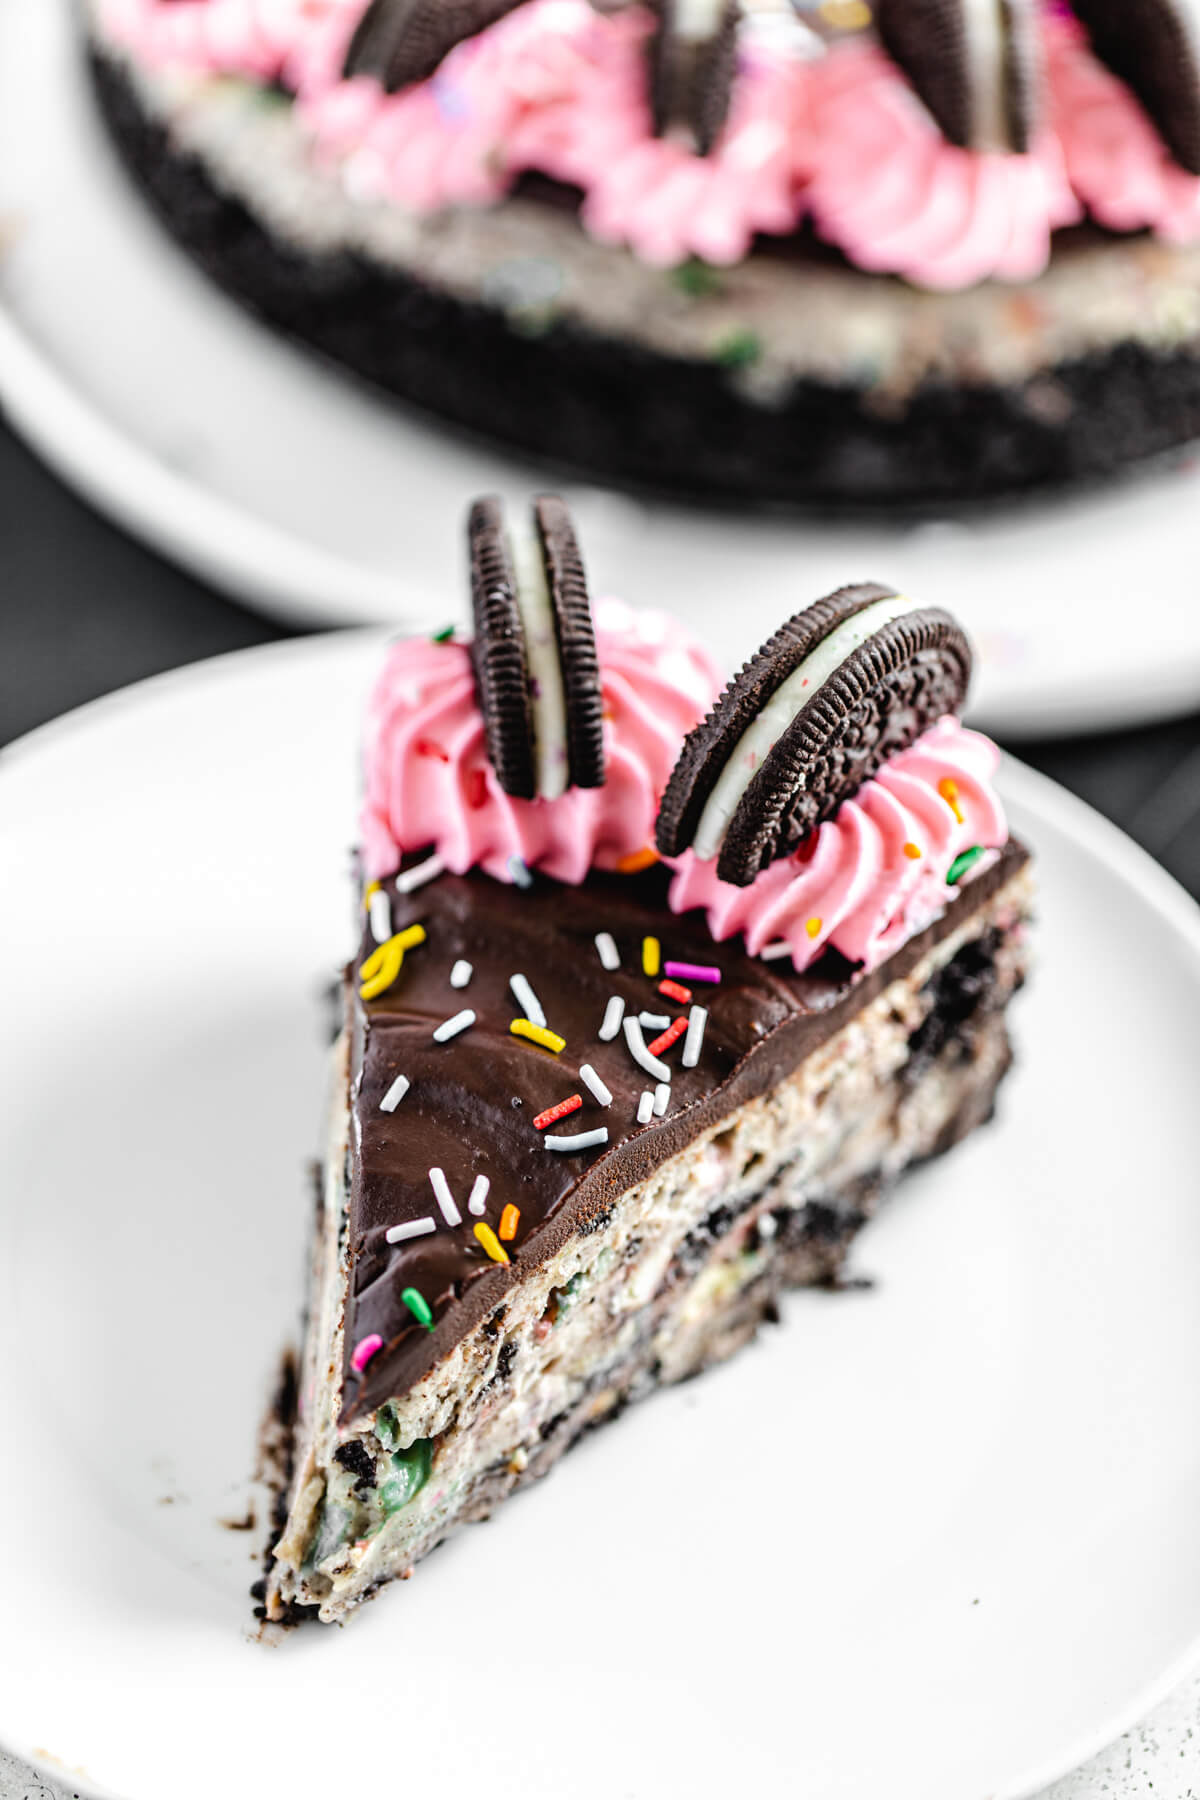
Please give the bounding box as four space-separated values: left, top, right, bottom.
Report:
658 978 692 1005
647 1016 688 1058
466 768 489 810
415 737 450 762
533 1094 583 1131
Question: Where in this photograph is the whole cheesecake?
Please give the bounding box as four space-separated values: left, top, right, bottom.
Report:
87 0 1200 504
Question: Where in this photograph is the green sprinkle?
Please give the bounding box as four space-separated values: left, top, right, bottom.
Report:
947 846 985 886
379 1438 433 1516
713 328 761 369
402 1286 435 1331
432 625 456 643
671 258 722 299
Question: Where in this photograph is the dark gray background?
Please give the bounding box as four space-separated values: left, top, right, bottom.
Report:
3 414 1199 901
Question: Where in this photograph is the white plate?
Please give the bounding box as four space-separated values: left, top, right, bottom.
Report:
3 635 1200 1800
5 0 1200 738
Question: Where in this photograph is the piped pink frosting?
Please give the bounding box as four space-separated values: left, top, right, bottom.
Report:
361 600 722 885
666 718 1007 973
805 40 1081 290
1045 14 1200 243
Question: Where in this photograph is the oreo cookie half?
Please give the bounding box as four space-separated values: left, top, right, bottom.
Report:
874 0 1039 154
649 0 743 157
1073 0 1200 176
468 495 606 802
343 0 524 91
655 584 972 887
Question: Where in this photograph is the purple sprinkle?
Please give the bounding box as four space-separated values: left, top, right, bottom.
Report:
350 1333 383 1373
664 960 721 985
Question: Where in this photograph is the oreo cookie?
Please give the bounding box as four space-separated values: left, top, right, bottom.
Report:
655 584 972 887
649 0 743 157
343 0 524 92
468 495 606 802
874 0 1039 154
1072 0 1200 176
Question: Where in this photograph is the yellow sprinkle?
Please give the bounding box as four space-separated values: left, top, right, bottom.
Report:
805 917 822 940
617 847 659 874
363 880 381 906
903 842 922 860
820 0 871 27
938 777 965 825
642 936 661 977
358 925 426 1001
474 1222 510 1265
510 1018 566 1054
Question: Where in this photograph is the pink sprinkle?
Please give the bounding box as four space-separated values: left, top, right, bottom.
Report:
664 961 721 985
350 1333 383 1373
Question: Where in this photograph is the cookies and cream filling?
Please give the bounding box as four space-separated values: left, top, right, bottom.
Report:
963 0 1010 152
508 515 570 803
691 592 921 862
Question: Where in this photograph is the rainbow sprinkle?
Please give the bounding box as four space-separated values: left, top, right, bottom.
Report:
658 978 692 1006
508 855 533 889
947 845 985 885
450 959 473 989
534 1094 583 1131
903 842 922 861
594 932 620 971
511 1018 566 1054
386 1216 436 1245
509 973 546 1029
395 853 446 895
598 996 625 1042
359 923 427 1001
368 888 393 945
579 1064 613 1107
350 1333 383 1373
938 777 965 825
544 1127 610 1153
664 960 720 985
653 1082 671 1117
429 1167 461 1227
617 847 659 874
647 1016 688 1058
681 1005 708 1070
759 941 792 962
636 1090 654 1125
805 917 823 940
402 1287 435 1331
623 1015 671 1082
639 1012 670 1031
433 1008 476 1043
474 1221 510 1265
642 936 661 977
499 1204 521 1241
379 1074 410 1113
467 1174 491 1216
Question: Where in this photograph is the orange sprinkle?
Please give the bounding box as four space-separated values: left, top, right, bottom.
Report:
474 1222 510 1265
618 847 660 875
938 777 964 825
903 842 921 860
805 917 822 940
499 1204 520 1242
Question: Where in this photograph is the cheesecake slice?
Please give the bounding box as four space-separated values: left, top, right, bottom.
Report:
264 499 1031 1625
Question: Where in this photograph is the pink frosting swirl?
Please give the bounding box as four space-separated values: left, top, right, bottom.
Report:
805 39 1081 289
361 600 722 885
666 719 1007 972
1045 13 1200 242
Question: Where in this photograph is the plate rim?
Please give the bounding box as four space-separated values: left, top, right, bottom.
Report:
4 653 1200 1800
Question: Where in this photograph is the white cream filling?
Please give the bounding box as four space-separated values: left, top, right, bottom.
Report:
509 517 569 802
963 0 1010 152
691 592 922 863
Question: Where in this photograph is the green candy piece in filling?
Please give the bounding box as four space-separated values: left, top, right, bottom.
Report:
379 1439 433 1517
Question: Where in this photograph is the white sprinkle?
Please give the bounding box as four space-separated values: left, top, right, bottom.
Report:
623 1015 671 1083
637 1090 654 1125
450 959 473 989
579 1063 612 1107
385 1216 436 1245
639 1012 670 1031
509 973 546 1029
598 995 625 1042
757 1212 778 1241
682 1005 708 1070
395 852 446 894
760 940 793 962
544 1127 610 1153
467 1174 491 1216
379 1074 410 1112
508 855 533 889
433 1009 475 1043
594 931 620 972
429 1167 461 1226
653 1082 671 1117
368 888 392 944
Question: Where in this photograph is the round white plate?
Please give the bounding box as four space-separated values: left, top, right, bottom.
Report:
5 1 1200 738
2 636 1200 1800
